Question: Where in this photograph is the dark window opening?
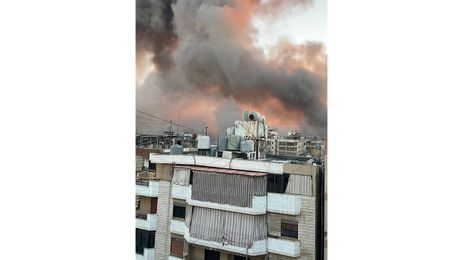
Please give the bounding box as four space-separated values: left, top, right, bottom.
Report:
148 162 156 171
150 197 158 214
136 229 155 254
205 249 220 260
267 173 290 193
281 220 298 239
173 205 186 219
234 255 246 260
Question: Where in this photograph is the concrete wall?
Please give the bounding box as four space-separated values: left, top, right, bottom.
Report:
138 196 152 214
188 245 204 260
267 196 316 260
267 193 302 215
156 164 174 180
155 180 173 259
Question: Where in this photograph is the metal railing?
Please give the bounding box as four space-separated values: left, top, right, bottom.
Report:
136 180 150 187
136 213 148 220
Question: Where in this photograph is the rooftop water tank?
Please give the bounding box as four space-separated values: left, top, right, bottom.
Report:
245 111 265 122
218 136 228 151
197 135 211 149
240 140 254 153
227 135 241 151
170 144 183 155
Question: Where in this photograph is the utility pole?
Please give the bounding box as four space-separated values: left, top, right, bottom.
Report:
205 125 208 135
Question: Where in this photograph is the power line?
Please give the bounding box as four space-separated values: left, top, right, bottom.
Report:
136 109 205 135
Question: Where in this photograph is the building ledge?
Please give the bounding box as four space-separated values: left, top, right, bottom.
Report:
184 227 267 256
183 185 267 215
170 219 185 235
136 214 157 231
136 180 160 197
267 193 302 215
267 237 300 257
150 154 284 174
136 248 156 260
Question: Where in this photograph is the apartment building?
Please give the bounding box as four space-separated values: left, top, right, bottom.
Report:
136 154 325 260
275 139 306 157
306 139 326 159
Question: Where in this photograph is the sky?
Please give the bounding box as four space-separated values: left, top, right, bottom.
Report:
253 0 327 54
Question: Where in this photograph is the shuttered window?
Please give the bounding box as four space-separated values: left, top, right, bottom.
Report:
190 207 267 248
281 220 298 239
191 171 266 207
170 237 183 257
285 174 312 196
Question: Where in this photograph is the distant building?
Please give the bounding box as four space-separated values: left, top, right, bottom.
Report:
266 130 307 157
276 138 306 156
306 138 326 159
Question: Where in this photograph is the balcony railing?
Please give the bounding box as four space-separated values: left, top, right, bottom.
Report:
136 213 148 220
136 180 160 197
136 180 150 187
136 214 157 231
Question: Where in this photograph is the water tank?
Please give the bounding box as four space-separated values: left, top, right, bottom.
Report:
227 135 241 151
218 136 228 151
210 145 217 157
240 140 254 153
243 111 250 121
170 144 183 155
246 111 265 122
197 135 211 149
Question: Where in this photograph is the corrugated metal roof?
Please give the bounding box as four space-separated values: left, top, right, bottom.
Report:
174 165 266 176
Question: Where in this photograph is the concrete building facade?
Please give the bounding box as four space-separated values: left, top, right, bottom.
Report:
136 154 325 260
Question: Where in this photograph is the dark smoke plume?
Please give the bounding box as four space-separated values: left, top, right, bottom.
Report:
136 0 177 71
137 0 327 136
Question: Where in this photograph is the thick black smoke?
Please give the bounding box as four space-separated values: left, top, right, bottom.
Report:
136 0 177 71
137 0 327 136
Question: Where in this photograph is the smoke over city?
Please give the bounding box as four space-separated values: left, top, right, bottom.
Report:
136 0 327 137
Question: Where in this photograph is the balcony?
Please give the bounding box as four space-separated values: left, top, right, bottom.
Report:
184 185 267 215
171 184 188 200
170 219 186 235
267 193 302 215
267 237 300 257
136 248 156 260
184 227 267 256
136 180 159 197
136 213 157 231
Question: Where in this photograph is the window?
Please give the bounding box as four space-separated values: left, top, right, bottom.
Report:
173 204 186 219
148 162 156 171
150 197 158 214
205 249 220 260
267 173 290 193
136 229 155 254
234 256 246 260
170 237 183 257
281 220 298 239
